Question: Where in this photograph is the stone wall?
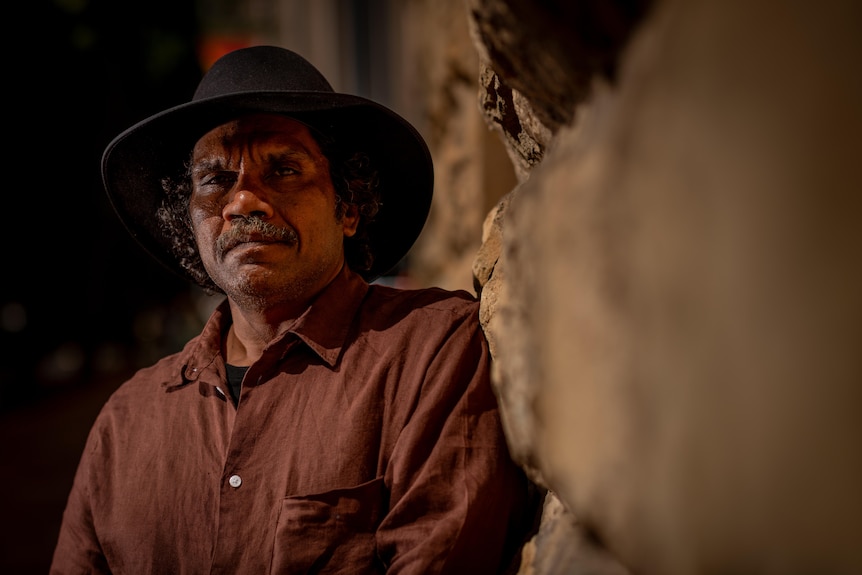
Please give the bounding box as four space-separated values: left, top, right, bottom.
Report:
443 0 861 573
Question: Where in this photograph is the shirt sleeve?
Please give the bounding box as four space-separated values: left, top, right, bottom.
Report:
50 418 112 574
375 307 534 574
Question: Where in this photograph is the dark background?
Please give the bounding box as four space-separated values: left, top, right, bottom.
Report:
2 1 205 572
3 0 203 410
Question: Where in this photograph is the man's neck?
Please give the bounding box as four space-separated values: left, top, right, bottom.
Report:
220 263 347 365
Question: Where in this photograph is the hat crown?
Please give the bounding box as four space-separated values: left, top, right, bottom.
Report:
193 45 335 101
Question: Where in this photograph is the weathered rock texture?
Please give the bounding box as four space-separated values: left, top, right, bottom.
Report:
465 0 862 573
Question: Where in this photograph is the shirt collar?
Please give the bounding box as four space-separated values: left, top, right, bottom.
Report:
284 264 369 366
176 264 369 383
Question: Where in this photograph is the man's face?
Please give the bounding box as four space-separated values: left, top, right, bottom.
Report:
189 114 358 308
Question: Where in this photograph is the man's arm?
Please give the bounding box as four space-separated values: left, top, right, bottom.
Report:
376 310 534 574
50 424 111 574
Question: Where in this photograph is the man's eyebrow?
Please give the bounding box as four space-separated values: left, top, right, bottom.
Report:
190 158 225 176
189 148 314 177
264 149 311 163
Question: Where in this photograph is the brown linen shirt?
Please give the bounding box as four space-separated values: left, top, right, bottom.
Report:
51 265 532 574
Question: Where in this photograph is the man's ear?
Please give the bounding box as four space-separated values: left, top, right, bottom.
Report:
342 203 360 237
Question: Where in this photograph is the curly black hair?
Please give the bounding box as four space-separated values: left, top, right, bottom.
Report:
156 127 381 295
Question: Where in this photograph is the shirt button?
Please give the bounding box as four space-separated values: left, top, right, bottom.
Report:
228 474 242 488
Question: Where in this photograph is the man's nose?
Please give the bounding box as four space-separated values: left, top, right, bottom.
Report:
223 177 273 221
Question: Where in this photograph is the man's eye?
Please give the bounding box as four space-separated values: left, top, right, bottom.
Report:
198 173 235 187
273 166 299 177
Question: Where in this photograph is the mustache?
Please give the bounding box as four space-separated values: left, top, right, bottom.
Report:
216 217 298 253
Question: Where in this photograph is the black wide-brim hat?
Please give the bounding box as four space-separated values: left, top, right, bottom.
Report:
102 45 433 285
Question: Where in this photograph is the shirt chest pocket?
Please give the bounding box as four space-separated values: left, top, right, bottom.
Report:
271 476 387 574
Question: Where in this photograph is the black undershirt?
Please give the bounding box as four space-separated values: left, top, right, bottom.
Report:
224 364 249 405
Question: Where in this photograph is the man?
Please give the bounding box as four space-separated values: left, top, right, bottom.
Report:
51 46 535 574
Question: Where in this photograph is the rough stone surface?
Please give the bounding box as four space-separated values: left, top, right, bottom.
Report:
475 187 548 486
517 492 632 575
466 0 650 182
475 66 552 182
470 0 862 573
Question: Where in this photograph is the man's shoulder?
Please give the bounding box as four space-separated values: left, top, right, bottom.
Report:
350 286 487 366
367 283 479 315
104 344 196 403
354 284 481 336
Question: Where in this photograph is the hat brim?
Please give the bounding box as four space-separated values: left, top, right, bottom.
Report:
102 91 433 285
